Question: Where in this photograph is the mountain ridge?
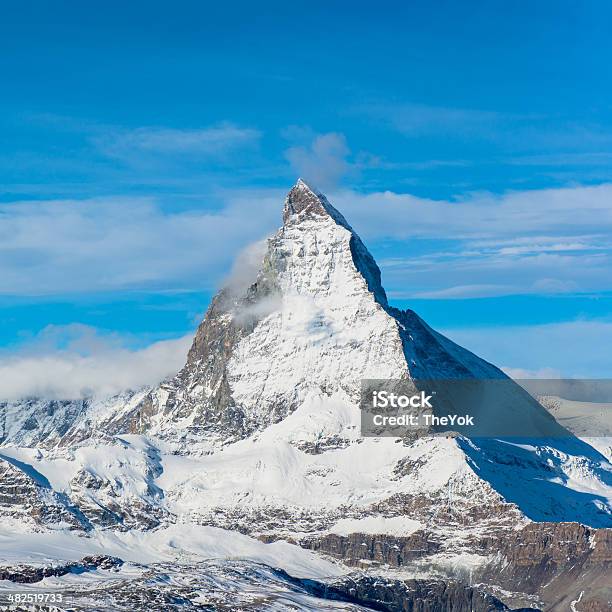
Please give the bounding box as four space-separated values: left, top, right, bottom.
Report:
0 180 610 610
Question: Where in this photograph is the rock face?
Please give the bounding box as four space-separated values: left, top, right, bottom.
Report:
302 521 612 610
0 456 86 530
481 523 612 611
300 531 441 566
305 575 519 612
0 180 610 611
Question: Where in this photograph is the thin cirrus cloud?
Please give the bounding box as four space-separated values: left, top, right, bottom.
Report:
356 102 612 156
380 238 602 299
382 249 606 300
94 122 261 162
363 102 502 138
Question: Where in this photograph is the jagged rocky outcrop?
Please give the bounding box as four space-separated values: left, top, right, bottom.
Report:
480 523 612 611
0 555 122 584
300 530 441 567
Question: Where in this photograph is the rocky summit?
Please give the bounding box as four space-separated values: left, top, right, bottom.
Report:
0 181 610 611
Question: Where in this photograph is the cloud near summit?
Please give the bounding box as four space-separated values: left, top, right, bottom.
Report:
284 130 352 190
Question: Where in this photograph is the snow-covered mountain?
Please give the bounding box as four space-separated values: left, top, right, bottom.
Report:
0 180 610 610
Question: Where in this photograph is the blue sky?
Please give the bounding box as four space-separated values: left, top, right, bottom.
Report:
1 1 611 396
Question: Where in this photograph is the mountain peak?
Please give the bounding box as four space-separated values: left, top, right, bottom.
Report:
281 179 387 306
283 178 344 225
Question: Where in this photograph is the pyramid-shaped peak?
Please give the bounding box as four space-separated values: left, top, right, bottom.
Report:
281 179 387 306
283 179 348 226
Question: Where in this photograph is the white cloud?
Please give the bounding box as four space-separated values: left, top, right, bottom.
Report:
285 132 351 190
331 183 612 241
0 193 282 295
0 325 191 401
412 284 518 299
502 366 562 379
357 102 612 153
223 239 269 297
330 183 612 298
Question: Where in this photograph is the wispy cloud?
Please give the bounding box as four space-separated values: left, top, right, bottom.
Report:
383 248 605 299
507 152 612 167
502 366 562 379
412 284 518 299
338 186 612 238
360 102 503 138
0 324 191 400
95 122 261 162
356 102 612 161
0 115 268 201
